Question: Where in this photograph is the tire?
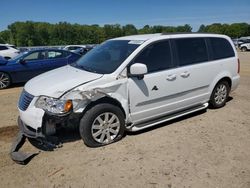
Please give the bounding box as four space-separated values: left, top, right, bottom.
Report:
209 81 230 109
0 72 11 89
79 103 125 147
241 47 247 52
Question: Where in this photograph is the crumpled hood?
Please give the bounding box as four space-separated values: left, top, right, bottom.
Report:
25 65 103 98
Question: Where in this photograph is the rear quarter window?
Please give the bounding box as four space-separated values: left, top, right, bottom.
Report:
209 38 235 60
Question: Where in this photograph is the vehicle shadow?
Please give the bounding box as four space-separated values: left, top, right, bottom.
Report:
9 82 25 89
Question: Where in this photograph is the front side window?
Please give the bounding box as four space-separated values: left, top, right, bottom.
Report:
72 40 141 74
175 38 208 66
209 38 235 60
133 40 172 73
24 51 46 61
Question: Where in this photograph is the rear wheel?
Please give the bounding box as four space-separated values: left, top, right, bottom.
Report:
209 81 230 108
0 72 11 89
241 47 247 52
79 103 125 147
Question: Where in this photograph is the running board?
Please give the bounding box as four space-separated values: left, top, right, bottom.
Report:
129 103 208 132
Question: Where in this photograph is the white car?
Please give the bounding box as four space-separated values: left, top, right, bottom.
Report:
0 44 20 59
240 43 250 52
17 33 240 147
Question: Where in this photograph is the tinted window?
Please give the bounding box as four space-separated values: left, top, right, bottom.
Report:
0 46 8 50
175 38 208 66
68 46 81 50
24 51 46 61
134 40 172 73
210 38 234 60
9 45 17 49
63 51 71 57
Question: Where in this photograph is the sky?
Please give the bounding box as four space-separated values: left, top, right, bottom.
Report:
0 0 250 31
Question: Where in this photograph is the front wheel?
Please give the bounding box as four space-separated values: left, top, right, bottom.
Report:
0 72 11 89
79 103 125 147
209 81 230 109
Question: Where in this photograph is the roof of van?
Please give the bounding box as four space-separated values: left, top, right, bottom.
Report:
113 33 228 41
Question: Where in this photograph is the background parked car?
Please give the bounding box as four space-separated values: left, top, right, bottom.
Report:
0 44 20 60
63 45 86 52
240 43 250 52
63 45 95 55
0 49 81 89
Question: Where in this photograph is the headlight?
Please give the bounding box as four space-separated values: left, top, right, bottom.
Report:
35 96 73 114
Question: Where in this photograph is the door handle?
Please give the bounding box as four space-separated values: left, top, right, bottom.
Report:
180 71 190 78
166 74 176 81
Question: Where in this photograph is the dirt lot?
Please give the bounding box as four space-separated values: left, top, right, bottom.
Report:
0 52 250 188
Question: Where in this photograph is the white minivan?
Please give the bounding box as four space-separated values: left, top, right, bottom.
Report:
18 33 240 147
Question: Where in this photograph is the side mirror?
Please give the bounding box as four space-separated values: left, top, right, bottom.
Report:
129 63 147 79
18 59 26 64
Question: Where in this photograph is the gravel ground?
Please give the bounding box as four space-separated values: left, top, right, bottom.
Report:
0 52 249 188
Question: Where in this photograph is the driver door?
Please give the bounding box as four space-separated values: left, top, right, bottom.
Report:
12 51 46 82
128 40 181 124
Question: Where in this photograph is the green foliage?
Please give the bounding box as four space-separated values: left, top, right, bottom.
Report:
1 21 249 46
198 22 250 38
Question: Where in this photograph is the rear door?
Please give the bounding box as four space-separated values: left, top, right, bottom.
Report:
170 37 212 107
41 50 68 72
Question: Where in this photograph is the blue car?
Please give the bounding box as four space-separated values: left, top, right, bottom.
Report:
0 49 81 89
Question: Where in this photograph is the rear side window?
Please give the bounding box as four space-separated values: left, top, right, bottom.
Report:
209 38 235 60
134 40 172 73
175 38 208 66
48 51 64 59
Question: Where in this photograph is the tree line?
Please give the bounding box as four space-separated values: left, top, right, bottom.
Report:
0 21 249 46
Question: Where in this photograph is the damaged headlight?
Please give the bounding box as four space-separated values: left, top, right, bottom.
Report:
35 96 73 114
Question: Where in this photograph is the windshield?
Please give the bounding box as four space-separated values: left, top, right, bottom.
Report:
12 51 29 60
71 40 141 74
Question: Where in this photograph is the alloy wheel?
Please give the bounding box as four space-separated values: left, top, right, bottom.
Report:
214 84 227 105
91 112 120 144
0 72 10 89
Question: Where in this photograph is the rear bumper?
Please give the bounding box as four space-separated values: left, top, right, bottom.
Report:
231 74 240 91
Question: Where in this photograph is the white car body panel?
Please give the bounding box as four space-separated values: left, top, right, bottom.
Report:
18 97 45 129
25 65 103 98
0 44 20 59
240 43 250 50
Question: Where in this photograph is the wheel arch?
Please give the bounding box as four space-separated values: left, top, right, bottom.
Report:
209 76 232 99
81 96 126 119
217 77 232 89
0 70 12 83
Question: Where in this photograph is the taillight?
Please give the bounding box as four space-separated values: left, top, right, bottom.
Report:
238 58 240 74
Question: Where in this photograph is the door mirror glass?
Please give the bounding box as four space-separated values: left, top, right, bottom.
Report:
18 58 26 64
130 63 147 77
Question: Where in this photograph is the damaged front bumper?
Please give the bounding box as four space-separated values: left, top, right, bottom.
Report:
18 116 44 138
11 112 74 165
